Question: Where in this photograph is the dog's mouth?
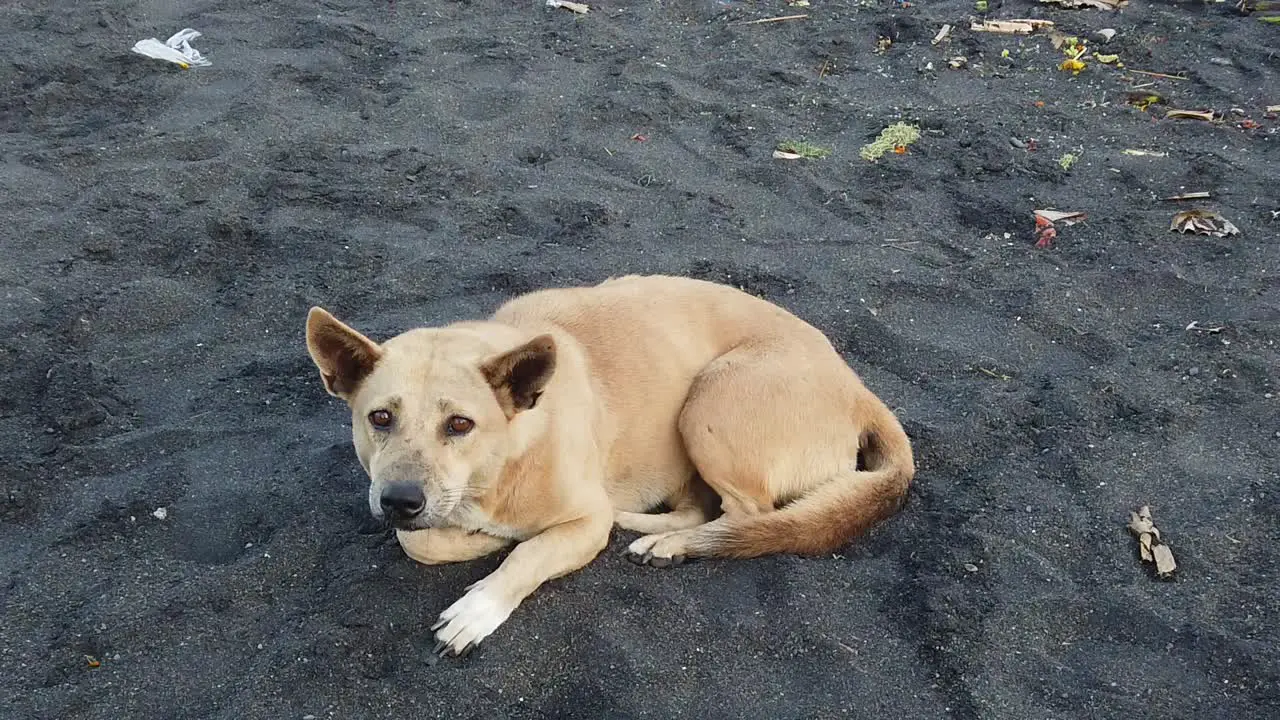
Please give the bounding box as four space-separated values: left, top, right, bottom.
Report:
386 512 435 531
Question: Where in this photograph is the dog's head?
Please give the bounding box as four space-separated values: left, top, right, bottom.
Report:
305 308 556 530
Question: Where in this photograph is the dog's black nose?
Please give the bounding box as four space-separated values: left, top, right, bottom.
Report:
379 482 426 519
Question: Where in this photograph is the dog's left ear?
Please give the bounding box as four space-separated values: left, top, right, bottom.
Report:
481 334 557 418
306 307 383 399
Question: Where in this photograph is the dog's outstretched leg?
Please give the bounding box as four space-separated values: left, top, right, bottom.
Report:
432 512 611 656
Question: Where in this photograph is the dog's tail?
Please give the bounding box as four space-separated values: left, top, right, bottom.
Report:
694 401 914 559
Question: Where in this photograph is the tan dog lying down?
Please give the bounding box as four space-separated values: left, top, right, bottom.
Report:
306 275 913 656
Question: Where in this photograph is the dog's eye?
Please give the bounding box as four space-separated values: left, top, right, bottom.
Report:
368 409 394 429
445 415 474 436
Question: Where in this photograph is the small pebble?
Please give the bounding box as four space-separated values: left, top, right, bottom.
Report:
1009 137 1027 149
152 507 168 521
1208 57 1232 67
1188 367 1200 376
964 563 979 573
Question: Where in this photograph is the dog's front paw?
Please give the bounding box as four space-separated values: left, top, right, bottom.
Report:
431 581 516 657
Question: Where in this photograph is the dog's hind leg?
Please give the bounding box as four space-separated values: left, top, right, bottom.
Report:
624 343 863 567
614 507 703 534
614 477 717 534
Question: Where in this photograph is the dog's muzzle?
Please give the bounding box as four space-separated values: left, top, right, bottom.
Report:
378 481 426 528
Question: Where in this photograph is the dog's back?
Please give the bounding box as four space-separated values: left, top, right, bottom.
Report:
491 274 912 559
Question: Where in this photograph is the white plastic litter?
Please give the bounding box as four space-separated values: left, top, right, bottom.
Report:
131 28 211 69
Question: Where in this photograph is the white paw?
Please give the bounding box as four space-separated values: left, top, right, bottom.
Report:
431 581 516 656
624 531 690 568
626 532 667 557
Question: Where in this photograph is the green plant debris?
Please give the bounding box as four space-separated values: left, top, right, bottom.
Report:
776 140 832 159
1058 153 1078 170
859 122 921 161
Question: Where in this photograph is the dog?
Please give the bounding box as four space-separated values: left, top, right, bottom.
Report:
305 275 913 656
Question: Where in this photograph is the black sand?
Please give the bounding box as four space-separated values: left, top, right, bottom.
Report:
2 1 1278 718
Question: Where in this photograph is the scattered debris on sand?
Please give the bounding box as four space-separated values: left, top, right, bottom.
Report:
1034 210 1086 248
737 14 809 25
1059 37 1090 74
860 123 920 161
546 0 590 13
971 19 1055 35
1166 109 1218 121
131 28 212 69
1040 0 1127 9
1170 209 1240 237
1128 506 1177 579
1130 69 1188 81
1035 210 1087 224
774 140 831 160
1185 321 1226 333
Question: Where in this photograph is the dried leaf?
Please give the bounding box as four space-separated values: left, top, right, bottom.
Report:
971 19 1054 34
1033 213 1059 248
932 24 953 45
546 0 591 13
1152 545 1177 578
1122 149 1168 157
1128 505 1177 579
1162 191 1211 201
1165 109 1217 122
772 150 803 160
1040 0 1127 8
1034 209 1086 224
1268 105 1280 113
1170 209 1240 237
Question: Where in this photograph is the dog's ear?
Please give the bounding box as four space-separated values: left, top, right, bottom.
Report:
480 334 557 418
306 307 383 399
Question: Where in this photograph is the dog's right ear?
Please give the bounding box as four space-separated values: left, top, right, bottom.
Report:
305 307 382 399
480 334 557 419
